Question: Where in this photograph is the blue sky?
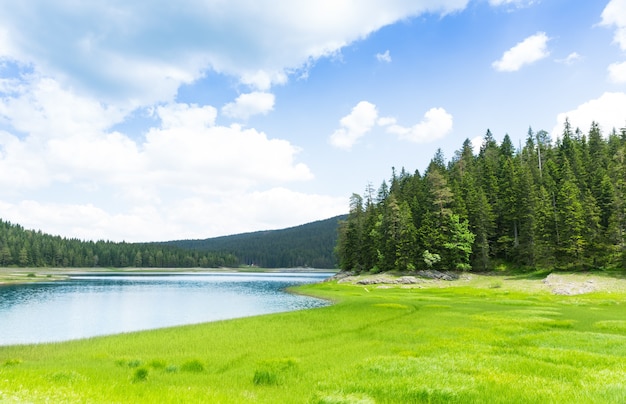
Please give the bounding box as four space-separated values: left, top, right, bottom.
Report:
1 0 625 242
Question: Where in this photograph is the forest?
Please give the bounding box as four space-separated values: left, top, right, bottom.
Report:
0 220 238 268
161 215 344 268
0 215 343 269
336 120 626 273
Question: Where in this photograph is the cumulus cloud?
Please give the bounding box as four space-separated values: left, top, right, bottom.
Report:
0 189 347 242
0 74 125 139
376 50 392 63
330 102 455 148
492 32 550 72
0 1 471 103
0 93 325 240
552 92 626 137
221 92 275 120
385 108 454 143
608 61 626 84
329 101 379 150
556 52 582 65
601 0 626 50
470 136 484 153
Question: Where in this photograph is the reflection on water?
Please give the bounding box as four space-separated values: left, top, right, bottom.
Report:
0 272 332 345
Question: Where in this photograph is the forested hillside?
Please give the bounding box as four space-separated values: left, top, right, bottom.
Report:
336 121 626 273
0 220 238 268
163 215 346 268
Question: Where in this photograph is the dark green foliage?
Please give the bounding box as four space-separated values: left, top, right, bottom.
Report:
132 367 149 383
180 359 205 373
164 215 346 268
337 121 626 272
0 219 238 268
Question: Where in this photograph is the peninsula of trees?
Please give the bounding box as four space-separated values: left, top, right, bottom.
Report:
336 121 626 273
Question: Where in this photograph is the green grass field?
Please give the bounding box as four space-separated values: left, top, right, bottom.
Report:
2 273 626 403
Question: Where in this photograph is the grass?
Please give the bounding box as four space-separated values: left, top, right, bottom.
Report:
1 273 626 402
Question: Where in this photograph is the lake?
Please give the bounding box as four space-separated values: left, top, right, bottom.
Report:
0 271 333 346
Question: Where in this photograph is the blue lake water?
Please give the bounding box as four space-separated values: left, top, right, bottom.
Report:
0 271 333 346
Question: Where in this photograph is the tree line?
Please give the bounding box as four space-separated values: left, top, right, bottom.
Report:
162 215 344 268
0 220 238 268
336 121 626 273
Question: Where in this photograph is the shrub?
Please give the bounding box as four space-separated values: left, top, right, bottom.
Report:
148 359 166 369
132 367 149 383
165 365 179 373
180 359 204 373
253 369 279 386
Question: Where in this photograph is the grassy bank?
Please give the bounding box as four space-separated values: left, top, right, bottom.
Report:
1 273 626 403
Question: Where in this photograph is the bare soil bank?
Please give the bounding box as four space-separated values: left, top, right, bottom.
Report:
331 270 626 296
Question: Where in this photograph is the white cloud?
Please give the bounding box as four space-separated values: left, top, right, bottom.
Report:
492 32 550 72
0 1 471 103
222 92 275 120
385 108 454 143
608 61 626 84
0 189 347 243
470 136 484 153
0 98 324 241
157 103 217 129
0 75 125 140
601 0 626 50
329 101 379 150
376 50 392 63
552 92 626 137
377 116 397 126
556 52 582 65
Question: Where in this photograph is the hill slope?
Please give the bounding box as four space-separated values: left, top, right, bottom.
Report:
163 215 347 269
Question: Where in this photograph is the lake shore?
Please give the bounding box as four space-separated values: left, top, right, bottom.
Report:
2 271 626 403
330 269 626 296
0 266 338 285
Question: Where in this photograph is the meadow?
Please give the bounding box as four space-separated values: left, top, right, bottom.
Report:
1 272 626 403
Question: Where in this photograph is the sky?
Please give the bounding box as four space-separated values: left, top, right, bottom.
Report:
1 0 625 242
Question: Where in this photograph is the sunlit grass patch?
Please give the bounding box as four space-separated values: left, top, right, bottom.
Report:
594 320 626 333
180 359 205 373
47 371 84 384
148 359 166 369
2 275 626 402
252 358 299 386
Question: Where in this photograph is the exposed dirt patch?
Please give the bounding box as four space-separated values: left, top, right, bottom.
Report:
542 273 597 295
329 270 626 295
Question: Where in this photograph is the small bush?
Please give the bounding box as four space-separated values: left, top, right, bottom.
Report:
252 358 299 386
253 369 279 386
181 359 204 373
26 273 36 278
148 359 166 369
128 359 142 368
3 358 22 366
132 367 149 383
165 365 179 373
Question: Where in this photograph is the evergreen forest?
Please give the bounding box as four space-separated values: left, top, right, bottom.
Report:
0 220 238 268
0 215 344 269
336 121 626 273
161 215 345 268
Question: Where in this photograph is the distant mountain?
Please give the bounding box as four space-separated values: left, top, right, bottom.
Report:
162 215 347 269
